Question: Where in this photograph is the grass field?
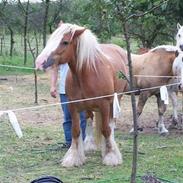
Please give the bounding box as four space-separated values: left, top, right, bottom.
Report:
0 73 183 183
1 121 183 183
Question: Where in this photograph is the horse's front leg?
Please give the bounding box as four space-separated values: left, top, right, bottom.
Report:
62 105 86 167
129 91 151 133
100 103 122 166
156 93 168 134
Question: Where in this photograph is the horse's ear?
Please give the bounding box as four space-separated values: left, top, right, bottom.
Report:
73 29 86 39
177 23 181 30
58 20 63 27
175 50 179 57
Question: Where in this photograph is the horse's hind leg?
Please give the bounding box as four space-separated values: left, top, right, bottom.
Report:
169 90 178 126
100 104 122 166
84 112 97 152
156 94 169 134
129 91 150 133
62 107 85 167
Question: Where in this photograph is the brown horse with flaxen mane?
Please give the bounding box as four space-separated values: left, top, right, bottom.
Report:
36 22 128 167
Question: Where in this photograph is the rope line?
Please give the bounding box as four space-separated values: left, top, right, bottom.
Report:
134 74 181 78
0 82 180 113
0 64 36 70
0 64 181 78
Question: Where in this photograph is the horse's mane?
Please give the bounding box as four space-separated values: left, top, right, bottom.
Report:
150 45 177 52
76 28 105 70
41 23 106 71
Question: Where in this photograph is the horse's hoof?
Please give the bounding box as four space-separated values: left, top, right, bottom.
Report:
84 137 97 152
61 148 86 167
159 129 169 136
62 158 85 167
129 127 143 135
103 151 122 166
62 156 85 167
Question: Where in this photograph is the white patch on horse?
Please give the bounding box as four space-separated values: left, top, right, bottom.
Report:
158 115 168 134
62 133 86 167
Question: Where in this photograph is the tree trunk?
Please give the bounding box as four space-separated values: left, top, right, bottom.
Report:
123 22 138 183
23 0 30 65
43 0 50 47
0 36 3 55
27 38 38 104
7 26 14 57
10 28 14 57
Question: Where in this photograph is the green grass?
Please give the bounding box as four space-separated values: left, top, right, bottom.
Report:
0 55 36 75
0 119 183 183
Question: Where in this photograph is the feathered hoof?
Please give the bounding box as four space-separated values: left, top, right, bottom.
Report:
158 127 169 136
103 151 122 166
84 137 97 152
61 148 86 167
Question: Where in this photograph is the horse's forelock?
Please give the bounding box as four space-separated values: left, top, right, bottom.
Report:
37 23 83 61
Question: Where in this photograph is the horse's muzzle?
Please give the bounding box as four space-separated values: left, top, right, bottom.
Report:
42 57 54 70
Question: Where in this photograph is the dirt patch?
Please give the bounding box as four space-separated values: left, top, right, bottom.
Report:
0 74 183 134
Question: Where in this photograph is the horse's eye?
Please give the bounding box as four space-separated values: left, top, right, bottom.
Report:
62 41 69 46
178 34 181 38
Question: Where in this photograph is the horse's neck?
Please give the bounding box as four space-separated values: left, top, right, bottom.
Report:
68 58 79 75
68 59 88 84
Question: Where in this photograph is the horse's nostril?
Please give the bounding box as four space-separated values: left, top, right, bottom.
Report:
178 84 183 90
180 45 183 51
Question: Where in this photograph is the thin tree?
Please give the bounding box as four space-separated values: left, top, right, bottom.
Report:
27 35 38 104
114 1 167 182
18 0 30 65
7 25 15 57
0 0 15 57
43 0 50 47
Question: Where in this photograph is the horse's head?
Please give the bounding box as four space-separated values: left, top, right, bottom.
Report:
176 23 183 52
43 29 86 71
35 23 86 71
172 50 183 90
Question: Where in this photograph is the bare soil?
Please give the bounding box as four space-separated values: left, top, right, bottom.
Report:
0 74 183 134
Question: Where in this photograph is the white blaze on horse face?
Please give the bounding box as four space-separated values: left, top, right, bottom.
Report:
173 52 183 90
35 54 48 70
176 23 183 52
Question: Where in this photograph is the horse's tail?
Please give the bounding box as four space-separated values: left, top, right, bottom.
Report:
94 112 102 146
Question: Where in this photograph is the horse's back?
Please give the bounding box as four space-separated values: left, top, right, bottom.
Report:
99 44 128 92
132 48 176 88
